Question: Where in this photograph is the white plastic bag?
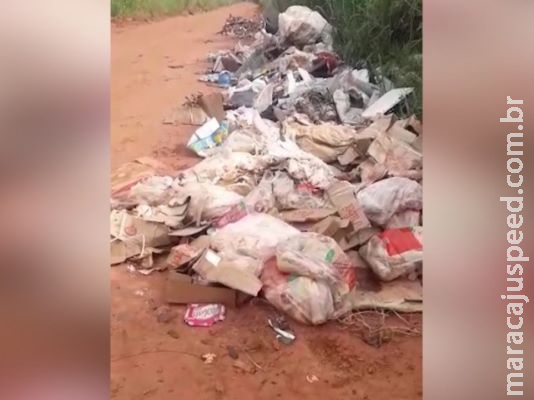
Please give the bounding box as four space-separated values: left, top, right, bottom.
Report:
261 233 357 325
276 232 356 301
357 177 422 226
177 182 243 222
210 213 300 261
359 227 423 281
272 172 330 210
386 210 421 229
278 6 333 47
178 151 268 184
261 258 335 325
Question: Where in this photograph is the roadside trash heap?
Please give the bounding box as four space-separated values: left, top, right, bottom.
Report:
111 6 423 326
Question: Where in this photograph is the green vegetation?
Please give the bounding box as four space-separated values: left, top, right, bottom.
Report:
261 0 422 117
111 0 237 18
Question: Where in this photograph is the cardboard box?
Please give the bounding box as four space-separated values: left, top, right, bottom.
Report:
327 181 371 233
192 250 262 297
166 271 239 308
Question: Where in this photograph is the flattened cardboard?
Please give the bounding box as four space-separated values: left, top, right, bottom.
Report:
348 275 423 312
327 181 371 232
192 250 262 296
278 208 336 223
111 157 173 199
387 125 417 145
167 244 205 269
166 271 238 308
199 93 225 122
310 216 350 237
110 210 174 265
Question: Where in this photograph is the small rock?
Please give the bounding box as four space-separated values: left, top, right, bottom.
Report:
167 329 180 339
202 353 217 364
214 382 225 395
367 365 376 375
147 298 158 311
232 359 254 374
155 306 177 323
227 345 239 360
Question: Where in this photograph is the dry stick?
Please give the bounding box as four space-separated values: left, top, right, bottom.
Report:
244 352 263 371
392 310 418 329
111 349 198 363
338 309 421 339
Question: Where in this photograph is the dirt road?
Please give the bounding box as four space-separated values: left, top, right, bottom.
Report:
110 3 422 399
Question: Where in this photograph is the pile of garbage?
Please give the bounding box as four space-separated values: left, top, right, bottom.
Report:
220 15 263 39
111 6 423 326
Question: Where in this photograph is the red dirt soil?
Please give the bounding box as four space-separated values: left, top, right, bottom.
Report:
110 3 422 399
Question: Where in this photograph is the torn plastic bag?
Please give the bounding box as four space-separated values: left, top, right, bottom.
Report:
358 160 388 185
134 196 190 228
332 89 364 126
261 232 357 325
213 172 278 228
283 120 356 163
367 130 422 175
278 6 333 48
226 106 257 129
212 114 280 156
264 140 338 189
210 213 300 262
276 233 357 301
244 172 277 213
127 176 174 206
176 182 243 222
359 227 423 281
178 150 268 185
272 172 330 210
357 177 422 226
111 157 174 201
261 258 335 325
386 210 421 229
228 79 269 109
215 128 263 154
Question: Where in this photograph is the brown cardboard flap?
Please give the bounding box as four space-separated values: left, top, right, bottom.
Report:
327 181 371 232
166 271 238 308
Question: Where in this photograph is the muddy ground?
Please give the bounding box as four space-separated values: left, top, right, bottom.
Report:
110 3 422 399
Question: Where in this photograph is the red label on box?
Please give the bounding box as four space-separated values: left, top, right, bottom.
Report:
379 228 422 256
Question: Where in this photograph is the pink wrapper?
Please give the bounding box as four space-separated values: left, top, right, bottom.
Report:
184 304 226 327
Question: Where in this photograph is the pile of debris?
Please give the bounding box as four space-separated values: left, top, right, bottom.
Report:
220 15 263 39
111 6 423 327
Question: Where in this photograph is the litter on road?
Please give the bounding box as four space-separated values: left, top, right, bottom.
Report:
111 6 423 326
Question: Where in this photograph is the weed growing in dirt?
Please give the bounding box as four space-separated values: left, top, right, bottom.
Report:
260 0 422 117
111 0 238 18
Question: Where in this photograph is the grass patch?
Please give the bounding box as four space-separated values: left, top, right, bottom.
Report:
111 0 239 19
260 0 422 117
